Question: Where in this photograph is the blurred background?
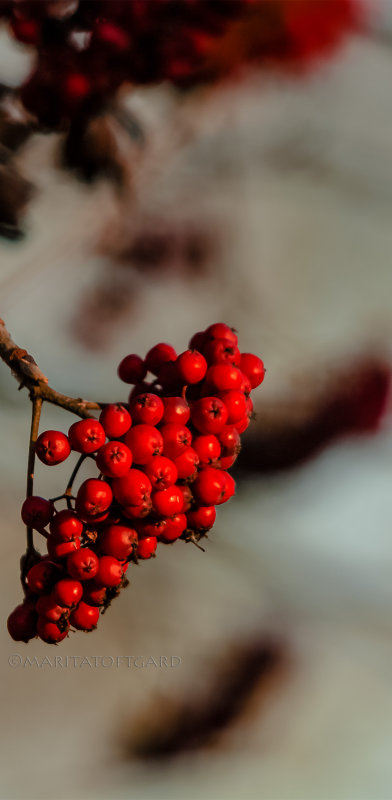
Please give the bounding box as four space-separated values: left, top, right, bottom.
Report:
2 1 392 798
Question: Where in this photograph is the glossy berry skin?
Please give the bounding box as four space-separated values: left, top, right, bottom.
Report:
48 533 81 559
96 441 132 478
118 354 146 384
36 595 69 623
70 601 100 631
99 404 132 438
221 472 236 503
112 469 152 507
174 447 199 480
162 396 190 425
144 455 178 489
35 430 71 465
37 618 69 643
21 496 53 529
193 467 227 505
99 524 137 560
137 536 157 559
95 556 124 588
122 499 152 519
240 353 265 389
145 343 177 375
53 578 83 608
49 509 83 541
192 434 221 465
160 423 192 459
26 560 60 595
191 397 228 434
235 413 251 434
219 426 241 455
138 518 168 539
130 393 164 426
68 419 106 454
205 364 243 392
218 390 247 424
220 454 237 470
205 323 238 347
75 479 113 519
187 505 216 531
203 338 241 366
67 548 99 581
7 603 37 642
125 424 163 464
176 350 207 384
151 486 184 517
159 513 187 542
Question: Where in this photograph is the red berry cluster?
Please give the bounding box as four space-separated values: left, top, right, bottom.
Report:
7 323 264 644
1 0 250 130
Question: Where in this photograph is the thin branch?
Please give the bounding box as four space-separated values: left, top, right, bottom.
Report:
0 318 101 419
26 396 42 553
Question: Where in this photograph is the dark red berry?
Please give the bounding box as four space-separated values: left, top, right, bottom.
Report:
219 426 241 455
48 533 81 559
145 343 177 375
36 430 71 465
162 396 191 425
49 509 83 541
137 536 157 559
7 602 37 642
37 618 69 644
144 455 178 489
99 524 137 560
26 560 60 595
67 548 99 581
21 496 53 529
95 556 124 587
36 595 69 623
53 578 83 608
118 354 146 384
160 423 192 459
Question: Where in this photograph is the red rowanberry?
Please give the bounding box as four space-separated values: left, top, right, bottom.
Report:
144 455 178 489
99 404 132 438
137 536 157 559
36 430 71 465
96 440 132 478
174 447 199 480
193 467 227 505
186 505 216 531
145 343 177 375
68 419 106 454
112 469 152 506
191 397 228 434
129 393 164 426
70 601 100 631
7 602 37 642
192 434 221 465
239 353 265 388
151 486 184 517
162 396 191 425
218 389 247 423
99 524 137 560
176 350 207 384
118 354 146 384
125 424 163 464
53 578 83 608
21 496 53 529
160 423 192 459
37 618 69 643
67 548 99 581
75 479 113 518
95 556 124 587
26 560 60 594
49 509 83 541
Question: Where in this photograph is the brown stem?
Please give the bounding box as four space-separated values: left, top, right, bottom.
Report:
65 453 89 499
26 396 42 553
0 319 101 419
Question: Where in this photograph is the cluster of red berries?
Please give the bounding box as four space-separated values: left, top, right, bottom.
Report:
7 323 265 644
0 0 250 129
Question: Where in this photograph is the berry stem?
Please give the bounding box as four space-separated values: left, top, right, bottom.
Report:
65 453 89 501
26 395 42 553
0 319 101 419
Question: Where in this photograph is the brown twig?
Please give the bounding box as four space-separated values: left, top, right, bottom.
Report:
25 396 42 553
0 318 101 419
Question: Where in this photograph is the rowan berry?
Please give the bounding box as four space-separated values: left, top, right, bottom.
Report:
35 595 69 623
68 419 106 454
112 469 152 506
219 426 241 455
174 447 199 480
95 556 124 587
176 350 207 384
205 364 243 391
239 353 265 388
70 601 100 631
160 423 192 459
118 354 146 384
122 499 152 519
96 441 132 478
137 536 157 559
48 533 81 559
192 434 221 465
144 455 178 489
99 404 132 438
36 430 71 465
53 578 83 608
203 338 241 366
191 397 228 434
26 560 60 594
220 472 236 503
129 393 164 426
67 548 99 581
21 496 53 529
125 424 163 464
157 361 180 391
205 323 238 347
218 390 247 423
162 396 190 425
159 514 186 542
151 486 184 517
99 524 137 560
7 602 37 642
83 582 107 607
193 467 227 505
145 343 177 375
37 618 69 643
75 479 113 518
220 454 237 469
178 483 193 511
186 505 216 531
189 330 207 351
235 413 251 434
49 509 83 541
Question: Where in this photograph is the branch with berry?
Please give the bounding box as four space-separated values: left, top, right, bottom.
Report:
1 319 265 644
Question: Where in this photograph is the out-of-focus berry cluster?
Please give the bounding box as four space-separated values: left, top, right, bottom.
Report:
0 1 357 130
7 323 265 644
